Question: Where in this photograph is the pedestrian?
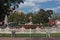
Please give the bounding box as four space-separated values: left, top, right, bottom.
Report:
11 29 16 37
46 30 50 38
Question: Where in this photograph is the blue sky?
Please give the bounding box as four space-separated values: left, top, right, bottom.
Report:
16 0 60 13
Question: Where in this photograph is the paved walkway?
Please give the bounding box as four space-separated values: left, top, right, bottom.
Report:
0 37 60 40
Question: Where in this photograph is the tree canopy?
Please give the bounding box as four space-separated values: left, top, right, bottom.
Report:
8 11 26 24
8 9 53 24
32 9 53 24
0 0 24 21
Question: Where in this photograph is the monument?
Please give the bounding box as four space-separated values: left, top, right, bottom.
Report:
28 15 33 25
4 15 8 25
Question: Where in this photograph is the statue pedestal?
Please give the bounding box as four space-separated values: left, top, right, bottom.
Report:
28 22 33 25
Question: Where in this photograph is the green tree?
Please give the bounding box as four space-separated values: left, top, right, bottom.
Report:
33 9 53 24
35 9 49 24
47 10 53 18
8 11 26 24
54 14 60 20
0 0 24 21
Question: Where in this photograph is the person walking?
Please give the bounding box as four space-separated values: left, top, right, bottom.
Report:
11 28 16 38
46 30 50 38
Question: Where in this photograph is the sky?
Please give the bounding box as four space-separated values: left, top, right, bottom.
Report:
16 0 60 14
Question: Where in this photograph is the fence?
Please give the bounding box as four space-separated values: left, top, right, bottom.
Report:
0 27 60 34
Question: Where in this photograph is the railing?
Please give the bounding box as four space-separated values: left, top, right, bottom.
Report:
0 27 60 34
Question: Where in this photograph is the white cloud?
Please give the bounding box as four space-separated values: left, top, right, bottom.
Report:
29 6 40 12
46 8 55 11
45 6 60 12
57 6 60 8
19 0 50 12
55 0 60 1
56 2 60 5
18 0 58 13
26 0 51 3
20 2 35 8
48 0 60 1
54 0 60 5
19 0 52 8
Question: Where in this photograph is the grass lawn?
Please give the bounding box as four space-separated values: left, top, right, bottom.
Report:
50 33 60 37
0 33 46 37
15 34 46 37
0 33 60 37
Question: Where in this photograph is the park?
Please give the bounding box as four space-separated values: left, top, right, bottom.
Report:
0 0 60 40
